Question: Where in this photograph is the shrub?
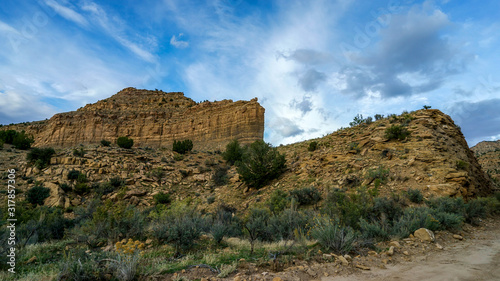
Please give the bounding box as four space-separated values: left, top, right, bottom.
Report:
151 167 165 185
74 183 90 195
311 216 356 255
154 192 171 205
369 197 404 222
212 165 229 186
267 189 290 214
349 114 366 127
26 185 50 205
374 114 384 121
110 177 125 188
385 125 410 141
407 188 424 203
73 147 85 157
321 188 372 229
67 169 81 181
308 141 318 152
172 139 193 154
243 208 271 254
117 136 134 149
13 131 34 149
223 139 244 165
423 105 432 110
426 197 465 216
289 187 322 207
236 140 286 188
27 147 56 169
151 206 206 253
60 183 72 193
359 218 390 241
100 139 111 147
269 208 309 241
456 160 469 170
0 129 18 144
391 207 435 238
464 198 487 225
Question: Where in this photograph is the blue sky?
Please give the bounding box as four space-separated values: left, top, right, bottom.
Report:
0 0 499 146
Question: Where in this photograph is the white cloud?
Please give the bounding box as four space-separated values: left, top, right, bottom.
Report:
170 33 189 48
45 0 89 27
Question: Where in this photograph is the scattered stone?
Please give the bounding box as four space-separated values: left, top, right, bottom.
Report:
201 278 209 281
338 256 349 266
323 254 333 259
387 246 395 256
414 228 435 242
453 234 464 240
344 254 352 261
403 251 410 256
323 272 329 277
436 243 444 250
389 241 401 248
261 272 268 276
356 264 371 270
272 278 283 281
306 268 317 277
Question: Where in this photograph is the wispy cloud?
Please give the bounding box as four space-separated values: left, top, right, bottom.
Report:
45 0 89 27
170 33 189 48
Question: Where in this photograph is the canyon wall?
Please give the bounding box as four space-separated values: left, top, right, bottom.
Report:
5 88 265 150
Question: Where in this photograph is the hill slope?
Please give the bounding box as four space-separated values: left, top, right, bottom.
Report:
0 109 493 212
471 140 500 189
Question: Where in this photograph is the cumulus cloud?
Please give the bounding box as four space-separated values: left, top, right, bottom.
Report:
339 5 468 99
271 117 304 138
170 33 189 48
290 95 313 115
448 98 500 145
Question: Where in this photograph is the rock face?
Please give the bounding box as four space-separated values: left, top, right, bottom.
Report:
471 140 500 190
6 88 265 150
278 109 493 198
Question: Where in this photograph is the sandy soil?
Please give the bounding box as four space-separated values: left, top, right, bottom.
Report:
327 218 500 281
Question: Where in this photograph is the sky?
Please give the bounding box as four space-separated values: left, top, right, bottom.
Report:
0 0 499 147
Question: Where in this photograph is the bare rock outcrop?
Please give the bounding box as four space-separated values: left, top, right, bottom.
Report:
6 88 264 150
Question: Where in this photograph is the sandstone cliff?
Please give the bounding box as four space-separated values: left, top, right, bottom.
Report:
4 88 265 150
471 140 500 189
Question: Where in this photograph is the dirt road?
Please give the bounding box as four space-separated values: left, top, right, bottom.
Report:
327 219 500 281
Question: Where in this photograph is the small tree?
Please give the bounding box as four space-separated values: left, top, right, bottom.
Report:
243 208 271 254
26 185 50 205
173 139 193 154
117 136 134 149
236 140 286 189
423 105 432 110
27 147 56 169
385 125 410 141
151 167 166 185
222 139 244 165
101 139 111 147
13 131 34 150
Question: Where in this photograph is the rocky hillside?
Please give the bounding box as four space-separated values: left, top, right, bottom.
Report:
471 140 500 189
0 109 494 213
2 87 264 150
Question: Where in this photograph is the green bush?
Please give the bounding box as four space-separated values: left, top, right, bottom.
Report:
153 192 171 205
456 160 469 170
308 141 318 152
236 140 286 188
407 188 424 203
109 177 125 188
27 147 56 169
243 208 271 254
391 207 435 238
223 139 244 165
311 217 356 255
67 169 81 181
322 188 372 229
426 197 465 216
385 125 410 140
359 218 390 241
464 198 487 225
267 189 290 214
369 197 404 222
212 165 229 186
289 187 322 207
74 183 90 195
151 206 206 253
60 183 72 193
116 136 134 149
100 139 111 147
73 147 85 157
0 129 18 144
13 131 34 149
173 139 193 154
26 185 51 205
269 208 309 241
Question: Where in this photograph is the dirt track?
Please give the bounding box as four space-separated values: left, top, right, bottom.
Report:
327 218 500 281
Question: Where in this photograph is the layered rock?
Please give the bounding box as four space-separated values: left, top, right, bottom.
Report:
471 140 500 189
5 88 265 150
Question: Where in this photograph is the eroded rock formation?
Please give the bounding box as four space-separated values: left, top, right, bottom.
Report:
6 88 265 150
